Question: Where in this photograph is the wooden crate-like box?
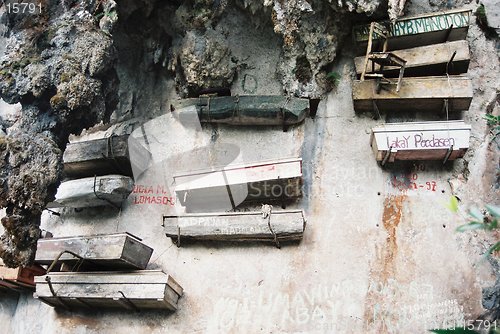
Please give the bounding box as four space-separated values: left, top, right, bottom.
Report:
163 210 306 243
34 270 182 311
35 233 153 270
0 260 46 290
370 120 471 162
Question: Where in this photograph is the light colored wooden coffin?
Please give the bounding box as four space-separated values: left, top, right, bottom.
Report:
63 135 151 179
354 40 470 77
174 158 303 211
352 76 472 113
35 233 153 270
370 120 471 162
0 259 46 290
163 210 306 243
34 270 183 311
353 9 471 51
47 175 134 208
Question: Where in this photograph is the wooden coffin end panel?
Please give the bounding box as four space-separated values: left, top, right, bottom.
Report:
121 237 154 270
0 264 46 290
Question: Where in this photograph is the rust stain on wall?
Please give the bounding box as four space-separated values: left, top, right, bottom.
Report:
363 194 407 331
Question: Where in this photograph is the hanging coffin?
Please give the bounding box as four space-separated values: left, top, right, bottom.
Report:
0 260 46 290
353 9 472 51
35 233 153 270
63 135 151 178
352 76 472 113
163 210 306 244
370 120 471 163
170 96 310 126
354 40 470 77
34 270 183 311
47 175 134 208
174 158 302 211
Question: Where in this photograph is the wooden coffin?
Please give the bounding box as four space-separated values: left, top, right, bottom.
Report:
63 135 151 178
35 233 153 270
352 76 472 113
171 96 309 126
370 120 471 162
34 270 183 311
47 175 134 208
0 260 46 290
174 158 302 211
354 40 470 77
163 210 306 243
353 9 472 51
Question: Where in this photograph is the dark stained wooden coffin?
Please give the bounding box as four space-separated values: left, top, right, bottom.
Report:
34 270 183 311
353 9 472 51
63 135 151 178
0 260 46 290
163 210 306 243
354 40 470 77
174 158 302 211
47 175 134 208
35 233 153 270
371 120 471 162
352 76 472 113
171 96 309 126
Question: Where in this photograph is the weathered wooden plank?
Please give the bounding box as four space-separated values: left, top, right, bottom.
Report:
174 158 303 211
370 120 471 162
34 270 182 311
63 134 151 178
163 210 306 243
354 40 470 77
47 175 134 208
0 260 46 290
35 233 153 270
352 76 472 113
353 9 472 51
170 96 310 126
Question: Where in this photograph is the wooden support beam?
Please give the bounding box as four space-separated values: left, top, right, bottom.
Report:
0 260 46 290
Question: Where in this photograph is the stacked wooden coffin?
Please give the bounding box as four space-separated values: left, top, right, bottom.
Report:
33 233 183 311
48 134 151 209
0 259 46 292
352 8 474 164
165 158 307 246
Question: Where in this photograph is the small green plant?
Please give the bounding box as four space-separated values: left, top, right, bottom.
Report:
484 114 500 139
326 71 341 86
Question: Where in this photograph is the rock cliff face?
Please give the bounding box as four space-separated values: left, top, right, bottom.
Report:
0 1 118 266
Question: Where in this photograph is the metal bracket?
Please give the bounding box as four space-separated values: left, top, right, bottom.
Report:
444 24 454 42
446 51 457 74
443 145 454 165
381 146 393 166
117 290 140 312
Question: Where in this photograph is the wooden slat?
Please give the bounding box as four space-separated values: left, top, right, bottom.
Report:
35 233 153 270
0 260 46 290
34 270 182 311
370 120 471 162
47 175 134 208
352 76 472 113
354 40 470 77
171 96 310 126
353 9 472 51
63 135 151 178
163 210 306 242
